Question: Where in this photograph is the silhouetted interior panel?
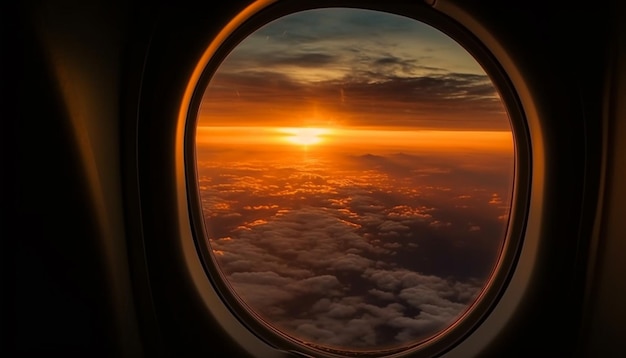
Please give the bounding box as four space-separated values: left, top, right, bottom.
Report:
4 0 624 357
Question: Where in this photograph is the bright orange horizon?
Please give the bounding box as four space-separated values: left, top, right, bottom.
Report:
196 126 513 153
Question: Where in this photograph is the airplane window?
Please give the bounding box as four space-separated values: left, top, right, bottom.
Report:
192 7 516 356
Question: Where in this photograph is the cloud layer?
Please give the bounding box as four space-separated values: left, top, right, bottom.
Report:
199 148 512 352
199 8 508 130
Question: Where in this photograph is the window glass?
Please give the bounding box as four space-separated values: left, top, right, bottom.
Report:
195 8 514 353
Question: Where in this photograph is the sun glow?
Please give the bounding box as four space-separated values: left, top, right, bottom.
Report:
196 126 513 152
279 127 330 146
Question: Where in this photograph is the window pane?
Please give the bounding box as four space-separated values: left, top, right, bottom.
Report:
195 8 514 354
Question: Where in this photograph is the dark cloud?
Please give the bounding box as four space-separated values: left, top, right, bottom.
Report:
268 52 339 67
335 73 499 105
249 8 423 46
200 7 508 128
375 56 410 66
201 70 507 130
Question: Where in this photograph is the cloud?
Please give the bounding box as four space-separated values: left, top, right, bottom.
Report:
199 146 510 351
387 205 433 223
201 70 506 130
267 52 339 67
200 7 510 131
284 297 409 349
225 7 486 78
329 253 375 272
229 272 296 310
202 23 507 128
378 220 411 233
489 193 503 204
368 288 396 301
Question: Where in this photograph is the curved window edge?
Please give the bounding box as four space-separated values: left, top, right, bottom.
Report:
432 1 542 356
175 2 290 358
175 1 538 357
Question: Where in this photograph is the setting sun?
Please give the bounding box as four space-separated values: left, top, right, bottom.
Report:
279 127 330 146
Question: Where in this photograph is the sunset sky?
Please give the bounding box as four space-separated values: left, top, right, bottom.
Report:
196 8 514 354
198 7 509 130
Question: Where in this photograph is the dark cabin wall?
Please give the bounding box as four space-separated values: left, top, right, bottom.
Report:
581 0 626 356
6 1 140 356
3 0 624 357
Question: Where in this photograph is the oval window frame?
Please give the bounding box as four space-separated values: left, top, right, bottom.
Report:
179 1 532 357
